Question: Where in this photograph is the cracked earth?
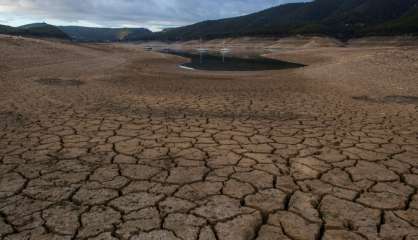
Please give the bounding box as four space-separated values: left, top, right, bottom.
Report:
0 36 418 240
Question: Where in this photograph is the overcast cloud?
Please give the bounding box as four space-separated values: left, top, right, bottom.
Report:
0 0 305 31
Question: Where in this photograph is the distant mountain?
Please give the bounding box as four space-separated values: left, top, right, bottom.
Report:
0 23 70 40
58 26 152 42
142 0 418 40
0 24 16 34
2 0 417 42
18 23 50 29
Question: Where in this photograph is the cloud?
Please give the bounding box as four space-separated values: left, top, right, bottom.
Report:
0 0 305 31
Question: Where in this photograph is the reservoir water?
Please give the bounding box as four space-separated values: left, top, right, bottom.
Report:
161 49 305 71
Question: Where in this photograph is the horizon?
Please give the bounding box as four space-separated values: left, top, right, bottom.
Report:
0 0 307 31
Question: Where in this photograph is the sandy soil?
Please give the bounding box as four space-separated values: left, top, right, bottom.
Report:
0 34 417 240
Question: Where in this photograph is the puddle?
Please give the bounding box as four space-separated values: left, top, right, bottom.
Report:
161 49 305 71
353 95 418 105
35 78 84 86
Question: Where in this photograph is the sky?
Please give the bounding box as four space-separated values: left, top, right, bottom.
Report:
0 0 306 31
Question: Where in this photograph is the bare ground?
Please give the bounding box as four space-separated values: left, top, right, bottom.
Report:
0 35 417 240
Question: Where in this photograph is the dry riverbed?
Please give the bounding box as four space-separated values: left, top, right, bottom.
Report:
0 35 417 240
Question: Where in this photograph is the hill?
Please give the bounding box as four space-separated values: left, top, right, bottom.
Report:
0 23 70 40
142 0 418 40
58 26 152 42
369 7 418 35
18 23 70 39
0 24 19 37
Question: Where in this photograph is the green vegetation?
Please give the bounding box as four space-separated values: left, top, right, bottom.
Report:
1 0 416 42
142 0 418 41
368 8 418 35
58 26 152 42
0 23 70 40
0 24 16 34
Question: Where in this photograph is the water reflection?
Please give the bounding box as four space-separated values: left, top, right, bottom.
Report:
160 49 305 71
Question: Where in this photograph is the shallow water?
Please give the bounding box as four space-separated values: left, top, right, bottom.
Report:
161 49 305 71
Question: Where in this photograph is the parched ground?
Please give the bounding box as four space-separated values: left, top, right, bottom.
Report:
0 35 417 240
